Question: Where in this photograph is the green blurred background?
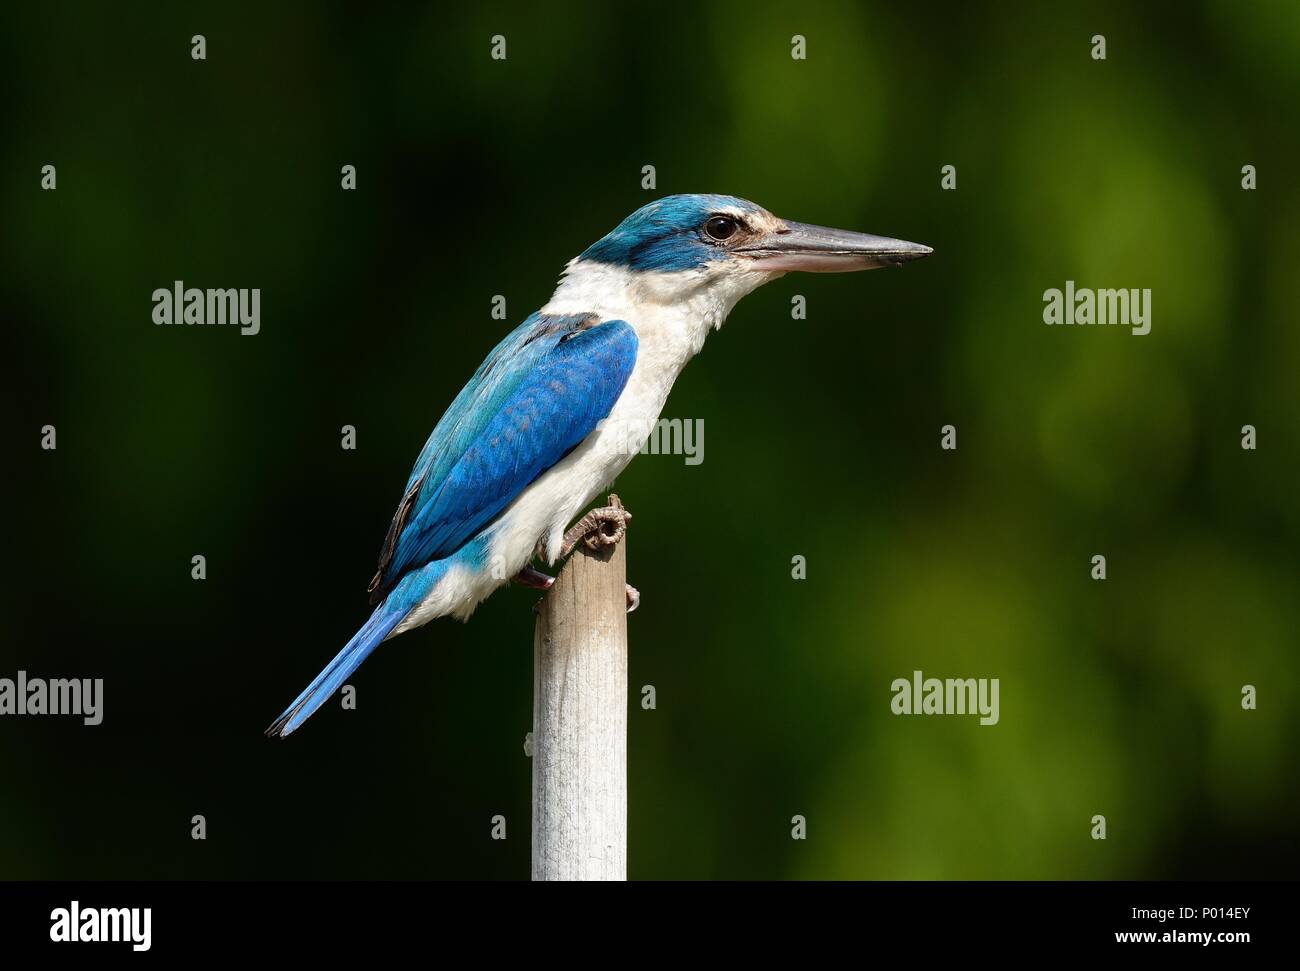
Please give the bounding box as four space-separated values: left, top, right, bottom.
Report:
5 0 1298 879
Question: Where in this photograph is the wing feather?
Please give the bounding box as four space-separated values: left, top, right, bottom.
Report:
368 313 637 601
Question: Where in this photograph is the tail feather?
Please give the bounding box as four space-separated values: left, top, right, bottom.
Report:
265 604 409 738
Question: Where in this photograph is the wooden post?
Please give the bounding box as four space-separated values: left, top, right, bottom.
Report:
530 503 628 881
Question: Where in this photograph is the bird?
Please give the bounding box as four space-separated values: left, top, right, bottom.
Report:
266 193 931 737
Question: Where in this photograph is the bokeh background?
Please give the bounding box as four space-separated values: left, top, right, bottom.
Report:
4 0 1298 879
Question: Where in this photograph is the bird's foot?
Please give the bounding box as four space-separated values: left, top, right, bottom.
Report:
532 495 637 613
512 565 555 590
560 494 632 558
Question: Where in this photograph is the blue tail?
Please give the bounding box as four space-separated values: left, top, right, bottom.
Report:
265 602 409 738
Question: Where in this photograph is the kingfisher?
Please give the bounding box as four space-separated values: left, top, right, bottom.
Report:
266 194 931 737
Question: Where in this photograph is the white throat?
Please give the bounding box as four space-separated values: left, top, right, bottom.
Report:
540 258 779 374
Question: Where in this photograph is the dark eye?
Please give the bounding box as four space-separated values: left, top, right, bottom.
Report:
704 216 739 241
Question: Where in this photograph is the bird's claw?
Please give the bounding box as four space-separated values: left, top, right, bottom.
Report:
560 494 632 558
528 496 637 613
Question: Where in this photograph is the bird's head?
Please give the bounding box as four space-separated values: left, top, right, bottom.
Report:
562 193 931 318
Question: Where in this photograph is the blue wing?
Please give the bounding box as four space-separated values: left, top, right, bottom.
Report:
367 312 639 602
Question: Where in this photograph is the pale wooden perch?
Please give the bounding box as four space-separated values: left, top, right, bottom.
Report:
530 494 628 881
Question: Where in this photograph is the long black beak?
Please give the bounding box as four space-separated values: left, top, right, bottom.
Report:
739 220 933 272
